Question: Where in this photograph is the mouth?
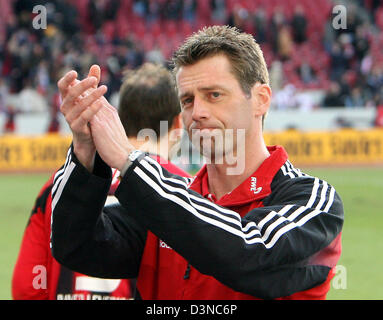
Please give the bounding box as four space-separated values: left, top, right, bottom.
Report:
190 127 222 138
195 127 219 132
190 124 221 131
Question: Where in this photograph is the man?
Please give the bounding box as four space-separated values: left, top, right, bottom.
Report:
51 26 344 299
12 63 188 299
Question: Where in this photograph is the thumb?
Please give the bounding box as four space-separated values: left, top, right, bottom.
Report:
88 65 101 88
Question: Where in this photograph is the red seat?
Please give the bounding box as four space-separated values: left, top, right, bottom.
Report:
164 20 178 38
102 22 116 42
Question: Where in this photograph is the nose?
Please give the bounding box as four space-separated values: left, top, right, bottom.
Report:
191 96 210 122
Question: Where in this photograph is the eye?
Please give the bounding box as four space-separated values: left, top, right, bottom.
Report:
181 97 193 108
210 92 221 99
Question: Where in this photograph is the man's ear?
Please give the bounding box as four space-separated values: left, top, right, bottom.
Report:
251 83 272 118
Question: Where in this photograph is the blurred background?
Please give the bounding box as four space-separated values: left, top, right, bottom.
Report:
0 0 382 300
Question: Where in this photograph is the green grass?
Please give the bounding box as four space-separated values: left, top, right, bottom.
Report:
303 167 383 300
0 173 51 300
0 168 382 300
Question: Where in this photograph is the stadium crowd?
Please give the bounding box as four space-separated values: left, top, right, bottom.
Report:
1 0 383 132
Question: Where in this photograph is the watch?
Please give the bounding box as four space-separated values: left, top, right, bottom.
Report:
128 149 144 162
118 150 144 180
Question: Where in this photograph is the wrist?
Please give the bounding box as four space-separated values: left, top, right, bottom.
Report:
73 142 96 172
116 149 131 173
118 149 145 177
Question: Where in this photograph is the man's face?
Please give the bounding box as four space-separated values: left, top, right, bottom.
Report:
176 54 256 162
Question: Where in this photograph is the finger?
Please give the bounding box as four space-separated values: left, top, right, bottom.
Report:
64 76 98 107
58 70 78 98
79 85 107 110
71 98 105 132
96 100 127 140
69 79 94 100
65 79 91 107
60 78 96 116
65 85 107 123
88 65 101 88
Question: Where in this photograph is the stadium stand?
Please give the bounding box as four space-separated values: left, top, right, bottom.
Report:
1 0 383 133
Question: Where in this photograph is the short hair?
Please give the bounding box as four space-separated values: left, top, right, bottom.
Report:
118 63 180 138
171 25 269 95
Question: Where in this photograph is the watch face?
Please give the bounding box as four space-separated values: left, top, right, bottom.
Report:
129 150 142 162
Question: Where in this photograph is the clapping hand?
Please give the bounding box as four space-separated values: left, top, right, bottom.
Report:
58 65 133 172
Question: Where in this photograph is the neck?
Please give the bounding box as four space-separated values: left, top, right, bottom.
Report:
206 132 270 200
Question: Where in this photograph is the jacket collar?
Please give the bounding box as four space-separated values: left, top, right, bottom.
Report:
189 145 288 207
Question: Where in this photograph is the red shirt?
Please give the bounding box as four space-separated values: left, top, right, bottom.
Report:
12 170 133 300
50 146 343 300
135 146 341 300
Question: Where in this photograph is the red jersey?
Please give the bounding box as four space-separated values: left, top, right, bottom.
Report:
135 147 341 300
12 170 133 300
51 146 344 300
12 155 189 300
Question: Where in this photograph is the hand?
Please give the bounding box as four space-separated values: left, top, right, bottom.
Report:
90 102 135 171
58 66 107 170
58 65 101 100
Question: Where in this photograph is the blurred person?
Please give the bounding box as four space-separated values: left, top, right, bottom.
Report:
268 60 284 92
345 87 365 108
272 83 297 110
12 63 189 300
3 105 17 134
145 45 165 65
35 61 50 96
164 0 183 20
322 82 344 107
366 65 383 96
47 113 60 133
53 0 79 36
353 25 370 62
210 0 227 23
360 50 373 76
51 26 344 300
88 0 106 32
291 5 307 44
104 0 121 22
374 105 383 127
297 62 317 85
146 0 162 23
13 0 38 29
295 90 316 112
338 34 355 69
276 25 293 61
182 0 197 23
329 41 349 81
338 74 352 103
132 0 148 18
323 19 336 53
269 8 286 55
226 4 249 32
46 97 60 134
252 8 268 44
0 78 9 113
333 3 357 40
